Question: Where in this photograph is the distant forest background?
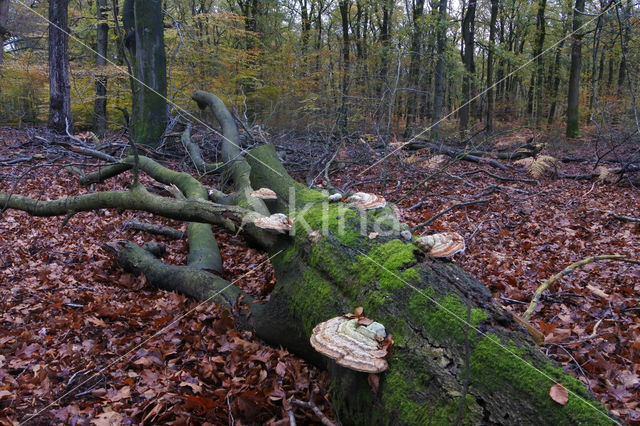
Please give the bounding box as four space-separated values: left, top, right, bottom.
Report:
0 0 638 141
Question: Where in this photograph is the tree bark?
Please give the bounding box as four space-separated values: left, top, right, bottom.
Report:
485 0 498 133
338 0 350 133
403 0 426 138
526 0 546 128
0 0 9 73
94 0 109 138
48 0 73 134
547 20 568 124
459 0 476 132
122 0 167 146
566 0 585 138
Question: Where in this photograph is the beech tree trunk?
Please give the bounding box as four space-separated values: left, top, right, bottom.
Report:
93 0 109 137
0 0 9 73
0 92 617 425
338 0 350 133
527 0 546 128
566 0 585 138
122 0 167 146
459 0 476 132
48 0 73 134
485 0 498 133
403 0 425 138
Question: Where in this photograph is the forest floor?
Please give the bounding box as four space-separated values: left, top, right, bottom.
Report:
0 125 639 425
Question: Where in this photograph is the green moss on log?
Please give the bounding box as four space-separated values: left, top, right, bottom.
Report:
409 292 488 345
469 336 613 425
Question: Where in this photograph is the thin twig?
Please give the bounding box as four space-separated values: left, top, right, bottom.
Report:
413 197 493 233
290 394 337 426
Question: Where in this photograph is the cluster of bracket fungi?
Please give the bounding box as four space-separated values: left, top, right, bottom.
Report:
310 308 392 374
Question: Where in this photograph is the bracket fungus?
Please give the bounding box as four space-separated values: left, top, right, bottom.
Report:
250 187 278 200
416 232 465 257
345 192 387 210
253 213 293 233
328 193 343 202
309 316 390 373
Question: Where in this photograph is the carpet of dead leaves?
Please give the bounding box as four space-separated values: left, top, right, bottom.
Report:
0 128 332 425
0 125 639 425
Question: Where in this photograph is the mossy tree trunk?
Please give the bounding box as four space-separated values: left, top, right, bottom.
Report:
566 0 585 138
48 0 73 134
122 0 167 146
0 93 616 425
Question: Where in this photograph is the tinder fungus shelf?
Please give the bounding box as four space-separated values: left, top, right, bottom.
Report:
416 232 465 257
251 187 278 200
345 192 387 210
309 316 389 373
253 213 293 233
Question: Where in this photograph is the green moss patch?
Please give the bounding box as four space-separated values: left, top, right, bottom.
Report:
409 292 488 345
356 239 420 290
469 336 616 425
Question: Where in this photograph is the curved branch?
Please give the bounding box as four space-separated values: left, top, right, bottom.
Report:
181 124 223 175
191 90 269 216
0 185 276 248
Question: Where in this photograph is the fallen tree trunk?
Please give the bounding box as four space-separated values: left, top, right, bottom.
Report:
0 96 617 424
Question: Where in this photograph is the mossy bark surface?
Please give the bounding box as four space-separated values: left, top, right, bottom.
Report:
123 0 167 146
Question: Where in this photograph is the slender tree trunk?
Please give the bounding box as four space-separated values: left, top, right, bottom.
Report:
338 0 350 133
122 0 167 146
94 0 109 137
378 0 393 99
48 0 73 134
0 0 10 74
404 0 426 138
566 0 585 138
589 10 604 122
432 0 447 140
616 0 630 94
459 0 476 132
527 0 546 127
485 0 498 133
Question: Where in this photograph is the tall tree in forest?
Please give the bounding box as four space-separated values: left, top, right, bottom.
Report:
122 0 167 147
338 0 350 132
485 0 498 133
459 0 476 132
48 0 73 134
0 0 9 73
377 0 394 97
432 0 448 140
566 0 585 138
616 0 631 94
527 0 547 127
94 0 109 137
404 0 426 137
547 5 570 124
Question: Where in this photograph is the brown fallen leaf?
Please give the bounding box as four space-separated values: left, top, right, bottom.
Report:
550 383 569 405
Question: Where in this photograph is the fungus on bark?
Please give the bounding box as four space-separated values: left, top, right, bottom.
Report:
328 193 343 202
253 213 293 233
416 232 465 257
309 315 389 373
345 192 387 210
251 187 278 200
